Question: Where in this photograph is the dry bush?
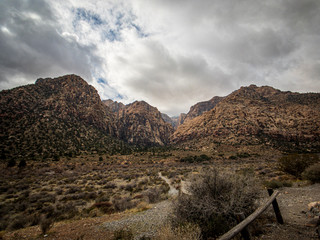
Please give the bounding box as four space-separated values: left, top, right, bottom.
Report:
155 223 201 240
113 197 136 212
172 168 259 239
302 162 320 183
39 215 54 235
278 153 319 178
112 228 134 240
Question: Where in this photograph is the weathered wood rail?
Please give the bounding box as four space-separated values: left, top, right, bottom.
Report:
218 189 283 240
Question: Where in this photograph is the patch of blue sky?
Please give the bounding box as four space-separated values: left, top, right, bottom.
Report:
116 94 124 100
131 23 149 38
74 8 103 26
98 78 107 84
102 29 121 42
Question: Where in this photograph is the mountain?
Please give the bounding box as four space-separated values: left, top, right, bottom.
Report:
171 85 320 152
0 75 129 160
161 113 179 128
107 100 174 146
182 96 224 124
102 99 125 113
176 96 224 127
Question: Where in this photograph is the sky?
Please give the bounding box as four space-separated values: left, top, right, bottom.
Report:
1 0 320 116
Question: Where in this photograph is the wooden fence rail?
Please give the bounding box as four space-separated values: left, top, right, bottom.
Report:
218 189 283 240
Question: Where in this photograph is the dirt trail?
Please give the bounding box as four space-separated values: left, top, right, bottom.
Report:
255 183 320 240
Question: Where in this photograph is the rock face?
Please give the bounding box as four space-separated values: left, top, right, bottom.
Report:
102 99 125 113
110 100 174 146
171 85 320 152
182 96 224 125
161 113 179 128
0 75 126 159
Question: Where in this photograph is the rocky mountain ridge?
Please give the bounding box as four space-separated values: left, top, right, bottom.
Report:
171 85 320 152
0 75 127 159
179 96 224 126
1 75 319 160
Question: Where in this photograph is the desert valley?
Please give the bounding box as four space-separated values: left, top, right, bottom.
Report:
0 74 319 240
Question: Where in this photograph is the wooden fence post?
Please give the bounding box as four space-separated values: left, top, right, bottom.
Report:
236 213 251 240
267 188 284 224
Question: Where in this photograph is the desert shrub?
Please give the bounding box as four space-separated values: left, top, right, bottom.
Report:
302 163 320 183
8 214 28 230
263 179 292 189
278 153 319 178
92 202 114 214
7 159 16 168
112 228 134 240
172 168 259 239
156 223 201 240
180 154 210 163
18 159 27 168
113 197 136 212
39 215 54 235
144 188 162 203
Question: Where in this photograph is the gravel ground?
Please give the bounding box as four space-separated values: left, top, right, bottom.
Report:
255 183 320 240
102 200 173 239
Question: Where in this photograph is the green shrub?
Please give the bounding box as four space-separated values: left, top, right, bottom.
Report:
302 163 320 183
172 168 259 239
278 153 319 178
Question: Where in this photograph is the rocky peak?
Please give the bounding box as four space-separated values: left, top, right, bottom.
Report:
183 96 224 124
0 74 120 159
103 99 125 113
116 101 174 146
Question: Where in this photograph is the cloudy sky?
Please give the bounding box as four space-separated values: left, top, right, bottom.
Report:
1 0 320 116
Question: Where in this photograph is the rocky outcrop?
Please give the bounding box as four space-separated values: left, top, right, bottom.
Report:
178 113 187 126
183 96 224 123
114 101 174 146
161 113 179 128
0 75 127 159
103 99 125 113
177 96 224 126
171 85 320 152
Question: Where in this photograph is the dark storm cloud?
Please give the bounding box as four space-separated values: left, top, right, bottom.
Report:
0 0 101 89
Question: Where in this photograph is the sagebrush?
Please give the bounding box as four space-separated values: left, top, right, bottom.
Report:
172 168 259 239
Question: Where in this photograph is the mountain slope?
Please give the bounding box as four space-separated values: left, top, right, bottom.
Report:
171 85 320 152
112 100 174 146
0 75 128 160
181 96 224 125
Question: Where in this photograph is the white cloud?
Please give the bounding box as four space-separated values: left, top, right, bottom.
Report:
1 0 320 116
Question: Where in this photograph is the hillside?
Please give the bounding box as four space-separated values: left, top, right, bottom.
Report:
0 75 128 160
112 100 174 146
180 96 224 125
171 85 320 152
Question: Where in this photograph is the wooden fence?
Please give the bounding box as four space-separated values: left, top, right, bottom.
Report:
218 189 283 240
